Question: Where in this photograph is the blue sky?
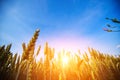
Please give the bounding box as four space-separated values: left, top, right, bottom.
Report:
0 0 120 55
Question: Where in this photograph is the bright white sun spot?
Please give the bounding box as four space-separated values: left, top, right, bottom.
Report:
62 56 69 66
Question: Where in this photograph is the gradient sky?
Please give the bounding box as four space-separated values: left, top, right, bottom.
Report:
0 0 120 55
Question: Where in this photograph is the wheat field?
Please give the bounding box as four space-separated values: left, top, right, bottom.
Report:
0 29 120 80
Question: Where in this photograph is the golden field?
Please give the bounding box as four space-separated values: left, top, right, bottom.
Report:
0 29 120 80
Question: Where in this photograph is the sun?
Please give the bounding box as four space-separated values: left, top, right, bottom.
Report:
62 56 69 67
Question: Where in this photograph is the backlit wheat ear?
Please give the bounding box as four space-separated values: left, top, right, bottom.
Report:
44 42 49 55
22 43 26 52
21 29 40 61
36 45 41 56
15 55 20 72
11 53 17 69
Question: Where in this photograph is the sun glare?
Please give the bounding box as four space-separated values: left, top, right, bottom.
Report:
62 56 69 67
